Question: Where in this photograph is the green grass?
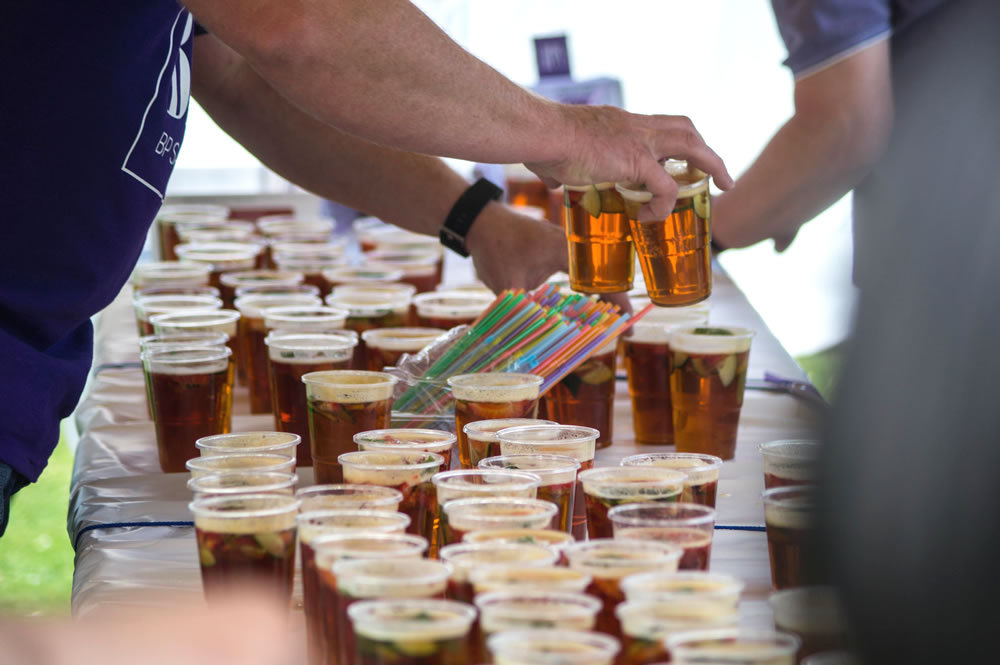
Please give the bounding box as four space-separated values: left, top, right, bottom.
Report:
0 423 75 616
795 343 844 402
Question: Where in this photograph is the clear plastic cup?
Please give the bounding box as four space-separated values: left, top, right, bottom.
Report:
185 452 295 479
760 439 820 489
412 291 494 329
195 431 300 458
464 418 557 469
488 629 620 665
577 467 685 539
762 486 818 590
448 374 545 469
769 586 849 661
469 565 592 595
186 471 299 500
296 484 403 514
235 292 322 397
134 293 222 336
347 599 477 665
615 598 739 665
620 452 723 507
478 454 580 534
131 260 212 289
354 428 457 469
666 629 801 665
439 541 558 604
475 591 601 662
326 288 415 368
620 571 744 608
361 327 446 371
441 497 558 546
609 502 717 571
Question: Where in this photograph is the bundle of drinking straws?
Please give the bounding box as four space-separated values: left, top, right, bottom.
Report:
391 284 650 420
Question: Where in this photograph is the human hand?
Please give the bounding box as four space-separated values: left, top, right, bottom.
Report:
526 104 733 222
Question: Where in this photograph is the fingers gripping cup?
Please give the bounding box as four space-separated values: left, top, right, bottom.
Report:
302 370 397 484
447 373 544 469
668 326 754 460
563 183 635 294
616 160 712 307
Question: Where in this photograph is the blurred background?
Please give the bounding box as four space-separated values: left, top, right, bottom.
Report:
2 0 852 614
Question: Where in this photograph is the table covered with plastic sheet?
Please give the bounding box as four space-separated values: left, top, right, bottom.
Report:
69 261 823 637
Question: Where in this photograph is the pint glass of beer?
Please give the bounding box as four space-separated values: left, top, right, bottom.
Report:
412 291 495 330
620 452 723 508
623 310 708 446
306 533 427 665
563 183 634 293
609 502 717 571
488 629 620 665
447 373 544 469
540 338 617 448
188 493 299 606
478 454 580 534
302 370 397 483
577 467 685 539
347 599 477 665
218 270 304 309
616 160 712 307
668 326 754 460
463 418 557 469
265 332 357 467
763 486 820 590
439 541 557 604
666 629 801 665
760 439 820 489
361 327 446 372
141 346 234 473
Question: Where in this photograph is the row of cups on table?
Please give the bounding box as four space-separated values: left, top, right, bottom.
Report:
186 434 847 665
153 206 450 295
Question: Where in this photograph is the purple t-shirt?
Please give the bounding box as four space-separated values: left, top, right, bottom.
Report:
771 0 952 77
1 2 196 481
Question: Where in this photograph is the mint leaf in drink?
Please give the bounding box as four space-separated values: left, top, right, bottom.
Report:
693 327 733 336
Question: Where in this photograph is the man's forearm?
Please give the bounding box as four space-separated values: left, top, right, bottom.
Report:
184 0 567 166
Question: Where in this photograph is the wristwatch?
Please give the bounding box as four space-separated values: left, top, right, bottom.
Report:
439 177 504 258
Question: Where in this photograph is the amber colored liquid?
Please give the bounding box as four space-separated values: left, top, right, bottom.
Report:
446 577 475 604
670 349 750 460
139 318 156 337
766 523 821 590
624 340 674 445
454 398 539 469
356 634 469 665
621 527 713 571
570 460 595 541
564 188 635 293
195 527 295 606
538 480 576 534
336 589 448 665
302 272 328 296
583 492 680 540
269 358 349 467
364 346 414 372
302 542 327 665
508 177 557 223
686 479 719 508
587 576 626 640
418 314 478 330
158 222 181 261
467 438 502 469
401 272 440 294
149 367 233 472
345 312 409 369
321 570 346 665
308 398 393 483
541 351 616 448
245 322 273 413
619 634 669 665
764 473 809 489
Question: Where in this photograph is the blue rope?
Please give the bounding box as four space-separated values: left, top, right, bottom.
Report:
74 520 194 549
715 524 766 532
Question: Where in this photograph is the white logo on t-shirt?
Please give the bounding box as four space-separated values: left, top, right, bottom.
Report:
167 13 193 119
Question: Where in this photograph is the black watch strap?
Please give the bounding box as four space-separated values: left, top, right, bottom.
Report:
439 177 503 257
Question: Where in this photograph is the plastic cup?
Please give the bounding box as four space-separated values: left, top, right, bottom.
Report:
347 599 477 665
195 431 300 458
620 452 723 508
463 529 575 565
265 332 358 465
218 269 303 308
235 283 321 299
189 493 299 606
361 327 446 371
272 242 347 293
615 598 739 665
141 346 233 472
441 497 558 546
302 370 397 483
541 339 618 449
496 425 599 540
463 418 557 469
148 310 241 378
562 182 635 294
475 591 601 662
619 571 744 607
131 260 212 289
185 452 295 479
666 629 801 665
139 331 229 351
338 450 445 546
762 486 819 590
447 373 544 469
155 204 229 261
412 291 494 329
478 454 580 533
770 586 849 661
488 629 620 665
235 292 322 393
667 326 754 460
577 467 685 539
564 539 683 639
322 265 406 292
134 293 222 336
326 288 415 368
175 242 262 289
439 541 558 604
469 565 592 595
363 249 442 293
354 429 457 470
609 503 716 571
760 439 821 489
296 484 403 514
186 471 299 500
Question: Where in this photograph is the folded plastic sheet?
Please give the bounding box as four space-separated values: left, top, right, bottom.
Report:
71 265 820 625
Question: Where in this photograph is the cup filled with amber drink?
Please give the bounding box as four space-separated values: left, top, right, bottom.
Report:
272 242 347 293
439 541 557 604
564 539 682 640
362 250 442 294
361 328 445 371
308 533 427 665
175 242 261 290
326 286 415 368
322 265 405 293
620 570 744 608
541 338 617 448
470 565 592 596
339 450 445 545
154 204 229 260
489 629 621 665
763 486 820 590
475 591 601 663
195 431 300 458
616 160 712 307
333 558 454 665
296 483 403 514
620 452 723 508
348 599 477 665
770 586 850 662
441 497 557 546
189 493 299 606
131 259 212 290
265 332 357 466
355 428 457 469
668 326 754 460
496 425 598 540
563 182 635 293
447 373 544 469
412 291 494 329
610 503 716 571
432 469 541 548
235 292 322 396
615 598 739 665
463 418 556 469
760 439 820 489
141 346 234 473
478 454 580 533
187 470 298 500
134 293 222 336
302 370 397 483
185 452 296 479
577 467 685 539
463 529 574 565
218 270 304 309
666 629 801 665
622 309 708 446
